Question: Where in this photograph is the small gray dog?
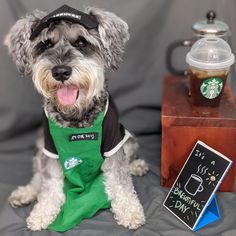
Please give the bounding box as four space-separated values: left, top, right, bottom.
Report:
4 5 149 231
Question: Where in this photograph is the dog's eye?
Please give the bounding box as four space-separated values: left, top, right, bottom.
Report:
72 36 89 49
34 39 55 56
42 39 54 49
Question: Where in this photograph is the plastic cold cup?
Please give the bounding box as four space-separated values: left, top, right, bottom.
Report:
186 37 235 107
188 67 229 106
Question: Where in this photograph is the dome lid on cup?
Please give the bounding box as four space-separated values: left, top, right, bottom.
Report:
186 37 235 70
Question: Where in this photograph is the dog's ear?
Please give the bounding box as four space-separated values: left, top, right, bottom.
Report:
86 7 130 70
4 10 46 76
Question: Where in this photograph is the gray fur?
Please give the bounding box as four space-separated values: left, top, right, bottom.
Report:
4 7 129 75
102 143 145 229
5 6 148 231
86 7 130 70
4 10 47 76
4 9 129 121
45 89 108 128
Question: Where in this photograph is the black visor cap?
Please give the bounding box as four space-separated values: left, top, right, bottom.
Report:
30 4 98 41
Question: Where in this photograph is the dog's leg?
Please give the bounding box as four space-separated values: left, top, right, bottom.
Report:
124 137 149 176
8 139 43 208
102 139 146 230
8 174 41 208
26 157 65 231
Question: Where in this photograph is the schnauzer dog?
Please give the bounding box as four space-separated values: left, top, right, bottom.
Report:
4 5 149 231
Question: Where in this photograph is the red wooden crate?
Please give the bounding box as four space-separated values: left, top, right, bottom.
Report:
161 75 236 192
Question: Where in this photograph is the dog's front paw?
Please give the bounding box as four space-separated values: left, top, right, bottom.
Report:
26 203 60 231
129 159 149 176
26 214 47 231
113 201 145 230
8 185 37 208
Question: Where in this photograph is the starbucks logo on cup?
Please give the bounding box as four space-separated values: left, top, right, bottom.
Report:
200 78 223 99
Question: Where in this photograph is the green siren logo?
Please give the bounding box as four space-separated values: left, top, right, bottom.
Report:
200 78 223 99
64 157 83 170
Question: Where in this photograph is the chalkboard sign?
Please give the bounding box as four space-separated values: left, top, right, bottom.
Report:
163 140 232 231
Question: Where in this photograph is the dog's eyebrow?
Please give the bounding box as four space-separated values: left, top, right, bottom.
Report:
30 4 98 41
65 25 101 49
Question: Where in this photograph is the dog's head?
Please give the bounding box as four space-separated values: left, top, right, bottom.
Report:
4 6 129 114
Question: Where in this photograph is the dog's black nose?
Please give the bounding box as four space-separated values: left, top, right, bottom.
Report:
52 65 72 82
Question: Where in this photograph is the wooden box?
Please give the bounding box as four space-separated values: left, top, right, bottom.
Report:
161 75 236 192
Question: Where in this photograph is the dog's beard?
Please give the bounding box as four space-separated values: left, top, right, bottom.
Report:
32 58 105 114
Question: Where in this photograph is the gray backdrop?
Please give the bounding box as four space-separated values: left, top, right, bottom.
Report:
0 0 236 236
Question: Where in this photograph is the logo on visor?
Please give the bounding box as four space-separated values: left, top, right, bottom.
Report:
52 12 82 20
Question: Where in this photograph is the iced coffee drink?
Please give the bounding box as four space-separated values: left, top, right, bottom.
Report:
186 38 234 107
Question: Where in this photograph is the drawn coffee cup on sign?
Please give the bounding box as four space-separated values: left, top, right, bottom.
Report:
185 174 204 196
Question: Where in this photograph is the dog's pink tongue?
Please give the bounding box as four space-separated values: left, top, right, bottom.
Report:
56 85 78 106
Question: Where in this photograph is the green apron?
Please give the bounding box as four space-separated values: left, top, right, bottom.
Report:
47 111 111 232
